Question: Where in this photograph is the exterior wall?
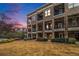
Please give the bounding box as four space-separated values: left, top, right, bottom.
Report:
27 3 79 40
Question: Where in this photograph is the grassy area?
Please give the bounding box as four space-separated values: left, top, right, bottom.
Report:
0 40 79 56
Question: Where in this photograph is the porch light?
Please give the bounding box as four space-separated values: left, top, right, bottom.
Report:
46 24 49 29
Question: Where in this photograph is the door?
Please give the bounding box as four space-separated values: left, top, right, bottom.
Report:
75 32 79 41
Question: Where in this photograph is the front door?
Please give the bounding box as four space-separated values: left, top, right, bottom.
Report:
75 32 79 41
46 33 52 40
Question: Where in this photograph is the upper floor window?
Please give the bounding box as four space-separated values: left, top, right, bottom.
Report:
68 3 79 9
74 3 79 7
45 9 51 17
68 3 74 8
28 17 31 24
28 19 31 24
72 19 77 26
37 12 43 21
32 15 36 21
58 23 63 28
54 4 64 15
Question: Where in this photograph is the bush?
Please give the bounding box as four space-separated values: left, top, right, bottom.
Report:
24 38 27 41
67 38 76 44
51 38 55 42
24 38 32 41
51 38 65 43
0 39 15 43
51 37 76 44
37 37 48 41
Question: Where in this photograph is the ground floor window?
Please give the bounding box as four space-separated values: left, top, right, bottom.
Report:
38 33 43 38
55 32 64 38
45 33 52 39
32 34 36 39
28 34 31 38
68 31 79 41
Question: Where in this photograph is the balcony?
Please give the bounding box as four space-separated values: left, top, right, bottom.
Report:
27 17 32 24
31 15 36 23
38 33 43 38
54 18 64 29
54 4 65 16
68 14 79 28
37 12 43 21
32 34 36 39
28 29 31 32
54 32 64 38
37 22 43 31
28 34 31 38
45 21 52 31
28 25 31 28
32 24 36 32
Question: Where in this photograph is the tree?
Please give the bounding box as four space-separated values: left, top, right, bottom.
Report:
0 13 15 38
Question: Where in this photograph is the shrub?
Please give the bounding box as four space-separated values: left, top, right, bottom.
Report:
51 38 55 42
0 39 15 43
36 37 48 41
24 38 32 41
24 38 27 41
51 38 66 43
43 37 48 41
68 38 76 44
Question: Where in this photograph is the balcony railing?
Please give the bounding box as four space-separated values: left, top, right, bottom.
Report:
32 28 36 32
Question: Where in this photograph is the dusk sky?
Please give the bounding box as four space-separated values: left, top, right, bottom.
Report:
0 3 44 27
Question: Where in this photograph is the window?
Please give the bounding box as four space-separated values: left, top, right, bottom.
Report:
32 16 36 21
59 33 64 38
45 10 47 17
28 19 31 24
68 3 74 8
45 9 51 17
54 4 64 15
28 34 31 38
58 23 63 28
74 3 79 7
68 3 79 9
48 9 51 16
46 24 49 29
72 19 77 26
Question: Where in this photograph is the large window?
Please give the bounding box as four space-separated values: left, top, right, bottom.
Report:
54 4 65 15
68 3 79 8
28 17 31 24
54 18 64 29
28 34 31 38
68 14 79 27
55 32 64 38
32 15 36 21
45 21 52 30
68 3 74 8
58 23 63 28
74 3 79 7
45 9 51 17
37 12 43 20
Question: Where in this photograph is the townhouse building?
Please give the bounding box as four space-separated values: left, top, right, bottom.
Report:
27 3 79 41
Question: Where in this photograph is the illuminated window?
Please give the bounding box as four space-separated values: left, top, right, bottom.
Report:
48 9 51 16
45 10 48 16
45 9 51 17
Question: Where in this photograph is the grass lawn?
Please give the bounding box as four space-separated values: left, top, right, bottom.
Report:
0 40 79 56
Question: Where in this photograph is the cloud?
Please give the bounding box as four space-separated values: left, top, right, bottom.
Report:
5 3 22 16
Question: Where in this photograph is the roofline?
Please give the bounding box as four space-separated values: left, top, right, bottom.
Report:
27 3 52 16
